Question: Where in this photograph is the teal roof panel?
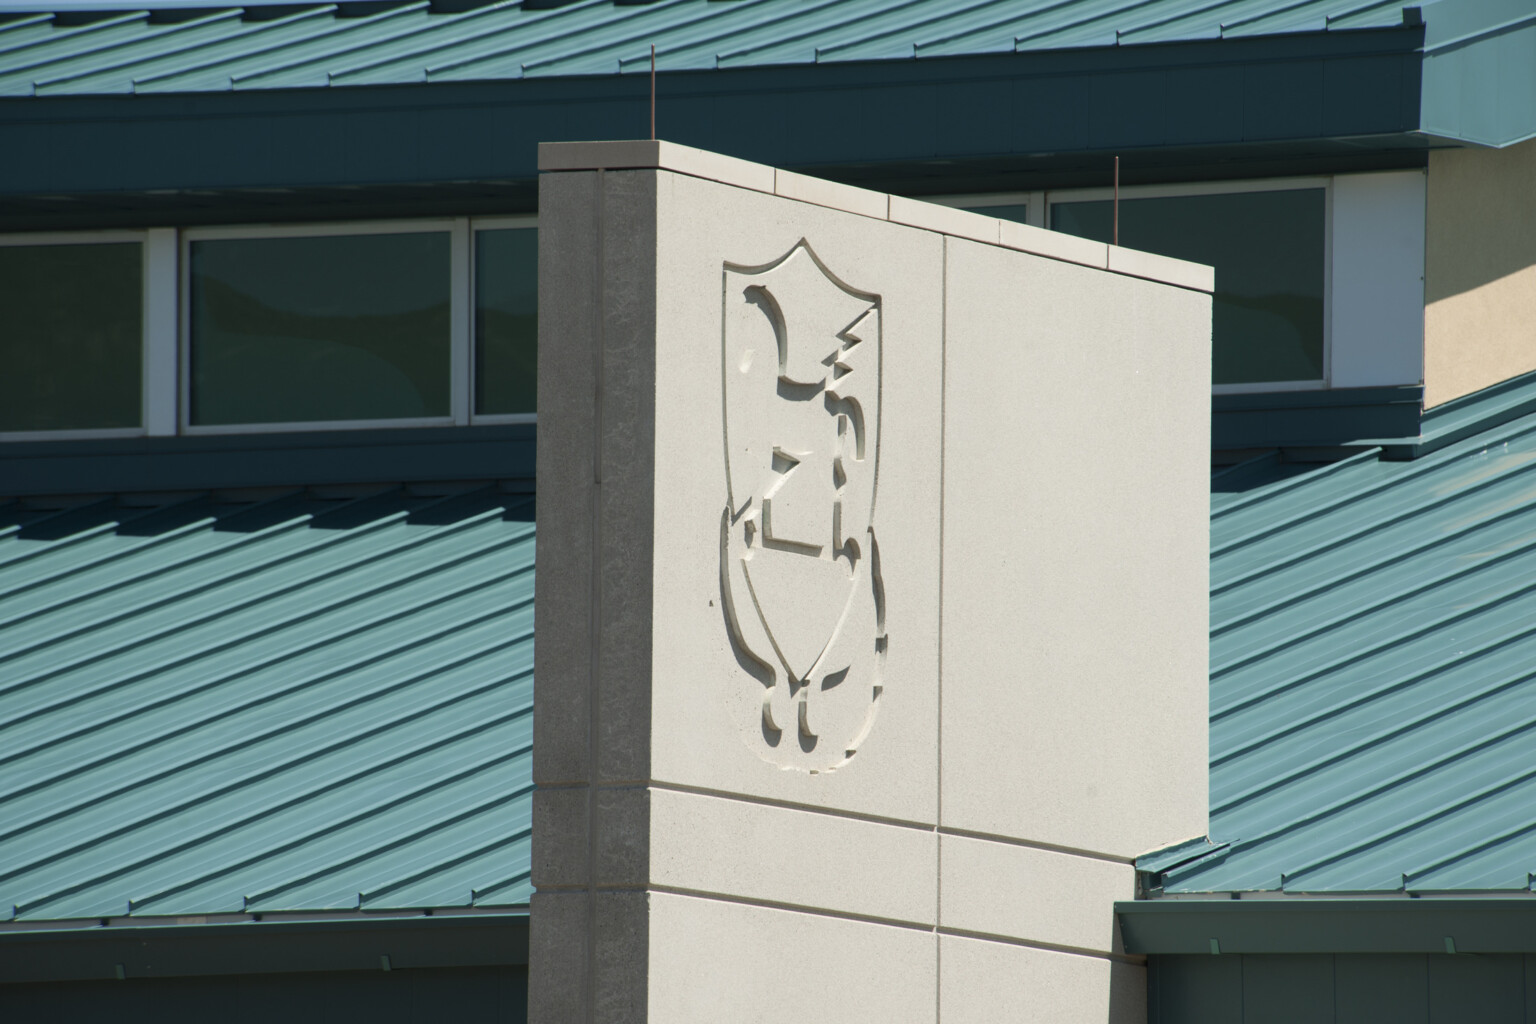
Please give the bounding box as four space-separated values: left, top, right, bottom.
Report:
0 0 1417 97
1161 375 1536 895
0 485 535 922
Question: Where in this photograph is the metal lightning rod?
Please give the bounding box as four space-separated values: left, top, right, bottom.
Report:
1113 155 1120 247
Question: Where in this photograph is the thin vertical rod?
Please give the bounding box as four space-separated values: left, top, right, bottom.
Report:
1113 155 1120 247
650 44 656 140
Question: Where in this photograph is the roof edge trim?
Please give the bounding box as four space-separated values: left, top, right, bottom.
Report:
0 911 531 984
1117 898 1536 955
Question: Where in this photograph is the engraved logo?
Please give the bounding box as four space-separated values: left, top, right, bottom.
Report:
719 240 885 772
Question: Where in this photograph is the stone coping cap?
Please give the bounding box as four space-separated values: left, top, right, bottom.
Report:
537 139 1215 293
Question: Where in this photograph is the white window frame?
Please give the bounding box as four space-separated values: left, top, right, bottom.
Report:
1043 176 1335 395
926 191 1047 228
3 215 546 443
179 218 468 435
468 214 539 427
0 229 162 443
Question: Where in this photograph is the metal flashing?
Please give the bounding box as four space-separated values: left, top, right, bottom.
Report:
0 910 530 983
1118 898 1536 954
0 423 534 497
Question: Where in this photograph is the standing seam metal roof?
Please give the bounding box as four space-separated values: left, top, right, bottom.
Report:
0 0 1417 97
1157 375 1536 895
0 484 534 922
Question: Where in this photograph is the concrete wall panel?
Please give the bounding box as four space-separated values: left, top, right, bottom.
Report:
939 238 1210 859
646 168 946 826
532 141 1213 1024
649 788 937 925
1424 138 1536 407
647 892 936 1024
940 933 1146 1024
940 834 1134 954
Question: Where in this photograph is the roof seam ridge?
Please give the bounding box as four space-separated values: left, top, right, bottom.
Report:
1209 447 1380 521
0 581 535 785
127 4 340 88
136 760 537 915
1212 505 1536 648
0 516 519 734
1211 561 1536 687
1211 672 1536 804
1210 489 1536 636
1265 764 1536 887
226 0 431 84
0 9 146 63
0 506 303 633
0 495 520 693
1211 602 1536 726
1404 818 1536 882
28 9 244 90
357 823 534 908
1211 450 1536 595
1 694 537 910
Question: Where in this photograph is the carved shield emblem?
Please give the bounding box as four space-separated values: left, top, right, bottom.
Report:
720 240 885 771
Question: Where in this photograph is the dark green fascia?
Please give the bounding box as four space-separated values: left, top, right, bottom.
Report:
1419 0 1536 147
0 423 534 498
1117 899 1536 955
1214 368 1536 459
0 26 1425 227
1213 385 1423 452
0 912 529 985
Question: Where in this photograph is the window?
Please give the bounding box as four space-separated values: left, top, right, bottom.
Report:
0 217 538 441
473 226 538 417
187 226 454 428
0 234 146 438
1050 183 1328 389
932 192 1044 230
941 178 1385 395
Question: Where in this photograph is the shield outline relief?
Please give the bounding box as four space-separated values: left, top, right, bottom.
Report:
718 239 886 770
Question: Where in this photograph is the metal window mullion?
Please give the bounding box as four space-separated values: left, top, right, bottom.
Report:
467 215 539 426
143 227 177 436
178 230 194 433
451 217 471 426
1027 191 1046 228
1322 176 1335 389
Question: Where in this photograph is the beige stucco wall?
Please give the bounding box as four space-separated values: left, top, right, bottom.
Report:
530 141 1210 1024
1424 138 1536 408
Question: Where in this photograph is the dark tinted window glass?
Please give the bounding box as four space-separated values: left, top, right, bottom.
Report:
190 232 450 426
475 228 537 416
1051 189 1326 385
0 242 141 432
963 203 1030 226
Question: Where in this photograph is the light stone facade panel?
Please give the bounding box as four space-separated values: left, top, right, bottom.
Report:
939 238 1210 860
648 892 937 1024
531 142 1211 1024
939 934 1147 1024
649 787 937 925
939 833 1134 954
646 169 945 826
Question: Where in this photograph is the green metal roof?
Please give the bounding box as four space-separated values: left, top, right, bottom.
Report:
0 0 1421 98
1153 372 1536 895
0 484 534 922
